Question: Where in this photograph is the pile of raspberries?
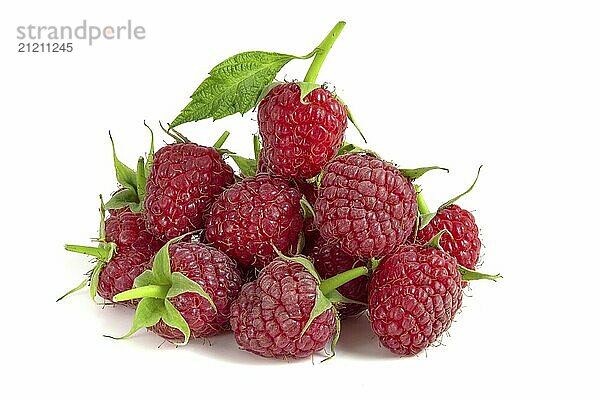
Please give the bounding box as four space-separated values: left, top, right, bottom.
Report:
61 24 499 361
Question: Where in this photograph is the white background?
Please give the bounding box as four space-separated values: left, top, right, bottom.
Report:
1 1 598 398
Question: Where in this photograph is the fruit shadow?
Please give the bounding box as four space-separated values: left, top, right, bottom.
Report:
335 314 398 360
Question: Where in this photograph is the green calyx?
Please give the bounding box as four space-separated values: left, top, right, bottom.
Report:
400 166 449 180
417 166 483 230
107 234 215 345
59 196 117 303
423 229 501 282
105 123 154 213
273 247 369 360
227 134 260 178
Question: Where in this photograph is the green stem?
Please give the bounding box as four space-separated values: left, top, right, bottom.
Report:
320 266 368 296
416 189 431 215
304 21 346 83
113 285 169 302
65 244 110 260
213 131 230 149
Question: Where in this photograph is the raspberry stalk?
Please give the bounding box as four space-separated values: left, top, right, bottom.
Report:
304 21 346 83
319 266 369 296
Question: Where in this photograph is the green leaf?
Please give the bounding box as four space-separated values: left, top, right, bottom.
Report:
171 51 302 127
459 265 502 282
109 133 137 192
399 166 449 180
323 311 341 362
272 246 321 283
107 297 165 340
162 299 192 345
301 289 333 336
230 154 257 177
439 165 482 210
105 188 139 211
168 272 216 311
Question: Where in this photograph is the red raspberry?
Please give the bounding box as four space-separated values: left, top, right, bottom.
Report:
204 174 303 269
369 245 462 356
97 251 150 306
144 143 234 241
315 153 417 258
230 258 336 359
105 210 164 256
150 242 243 340
417 205 481 270
258 83 347 179
306 237 368 318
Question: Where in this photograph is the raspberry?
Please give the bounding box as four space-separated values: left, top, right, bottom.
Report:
417 205 481 270
306 237 368 318
204 174 303 269
144 143 234 241
369 245 462 356
258 83 347 179
97 251 150 306
230 258 336 358
105 210 164 256
315 153 417 258
148 242 243 340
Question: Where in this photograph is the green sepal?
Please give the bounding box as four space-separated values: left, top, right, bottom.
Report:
335 95 366 143
162 299 192 345
230 154 257 177
212 131 230 150
134 157 146 212
459 265 502 282
368 257 380 272
253 134 261 161
419 212 437 230
255 81 282 107
133 270 157 288
109 233 214 343
323 310 341 362
168 272 216 311
300 288 333 336
109 133 137 192
88 260 106 302
105 189 139 212
56 277 89 302
439 165 483 210
143 121 155 178
300 196 316 219
296 81 321 104
296 232 306 255
326 289 367 306
399 166 449 180
273 246 321 283
425 229 453 250
106 297 165 340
